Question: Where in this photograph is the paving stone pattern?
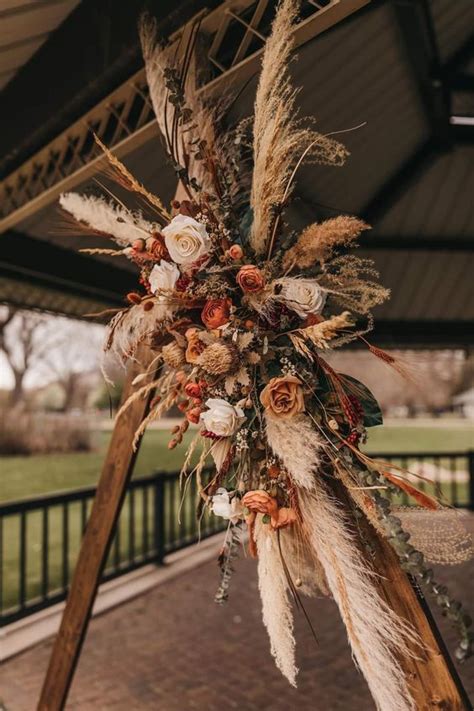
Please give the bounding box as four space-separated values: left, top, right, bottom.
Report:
0 516 473 710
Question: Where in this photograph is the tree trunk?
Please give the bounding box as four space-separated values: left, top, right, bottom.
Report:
9 370 25 407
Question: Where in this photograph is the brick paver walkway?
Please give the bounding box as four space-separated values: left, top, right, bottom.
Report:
1 516 473 710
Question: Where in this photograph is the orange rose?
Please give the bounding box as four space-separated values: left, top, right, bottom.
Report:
185 331 205 364
260 375 305 419
242 490 278 518
236 265 265 293
201 298 232 329
271 507 297 529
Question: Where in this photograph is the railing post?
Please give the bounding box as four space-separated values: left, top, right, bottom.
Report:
154 475 166 565
468 450 474 511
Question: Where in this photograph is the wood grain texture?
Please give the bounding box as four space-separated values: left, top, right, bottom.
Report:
38 350 157 711
335 477 471 711
369 530 470 710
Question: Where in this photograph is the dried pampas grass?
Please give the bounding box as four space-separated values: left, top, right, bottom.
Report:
289 312 355 357
249 0 347 255
94 134 170 221
60 193 155 246
266 416 418 711
255 517 298 686
283 216 370 271
321 254 390 315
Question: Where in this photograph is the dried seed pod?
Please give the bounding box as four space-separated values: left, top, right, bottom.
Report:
162 341 186 369
198 342 239 375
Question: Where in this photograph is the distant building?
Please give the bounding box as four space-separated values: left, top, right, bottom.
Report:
453 388 474 419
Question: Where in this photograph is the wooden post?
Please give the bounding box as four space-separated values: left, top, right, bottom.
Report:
38 350 156 710
333 477 471 711
365 521 470 710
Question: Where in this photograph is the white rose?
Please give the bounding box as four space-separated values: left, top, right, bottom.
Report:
148 260 180 317
211 488 244 524
273 278 327 318
162 214 211 265
200 398 245 437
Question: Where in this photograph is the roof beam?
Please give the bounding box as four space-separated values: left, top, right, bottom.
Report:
0 231 137 307
392 0 450 142
369 320 474 348
0 0 370 233
362 139 439 224
359 236 474 251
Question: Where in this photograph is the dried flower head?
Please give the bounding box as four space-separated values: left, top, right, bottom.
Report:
162 341 186 368
198 342 240 375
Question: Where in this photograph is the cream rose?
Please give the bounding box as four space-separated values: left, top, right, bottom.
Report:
162 214 211 265
148 260 180 317
273 278 326 318
211 488 244 524
200 398 245 437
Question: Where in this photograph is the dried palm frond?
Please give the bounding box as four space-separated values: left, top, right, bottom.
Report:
249 0 347 255
140 15 230 198
94 134 170 221
282 216 370 272
289 312 355 357
60 193 155 247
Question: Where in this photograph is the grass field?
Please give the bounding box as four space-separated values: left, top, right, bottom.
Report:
1 420 472 614
1 421 473 503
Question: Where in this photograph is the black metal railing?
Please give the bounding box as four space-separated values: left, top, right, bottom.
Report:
0 470 224 626
1 451 473 626
371 450 474 509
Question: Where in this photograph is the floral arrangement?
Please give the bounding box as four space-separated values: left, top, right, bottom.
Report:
59 2 473 709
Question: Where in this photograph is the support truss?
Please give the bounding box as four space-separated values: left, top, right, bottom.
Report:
0 0 369 232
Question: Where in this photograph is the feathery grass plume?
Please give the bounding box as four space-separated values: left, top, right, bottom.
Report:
321 254 390 314
266 415 419 711
249 0 347 255
94 134 171 221
289 312 355 357
102 301 172 383
282 216 370 272
59 193 155 247
132 389 177 450
255 517 298 686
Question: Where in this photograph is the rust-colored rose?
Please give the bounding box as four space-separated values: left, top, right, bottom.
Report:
271 507 297 529
242 490 278 518
236 265 265 293
201 298 232 329
184 382 202 399
260 375 305 419
147 234 170 261
185 332 205 364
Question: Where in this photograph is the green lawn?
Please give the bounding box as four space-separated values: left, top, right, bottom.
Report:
1 422 473 504
1 420 472 615
0 429 196 503
363 423 474 454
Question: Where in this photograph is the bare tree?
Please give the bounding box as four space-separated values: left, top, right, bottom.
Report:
0 307 47 407
38 321 103 411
